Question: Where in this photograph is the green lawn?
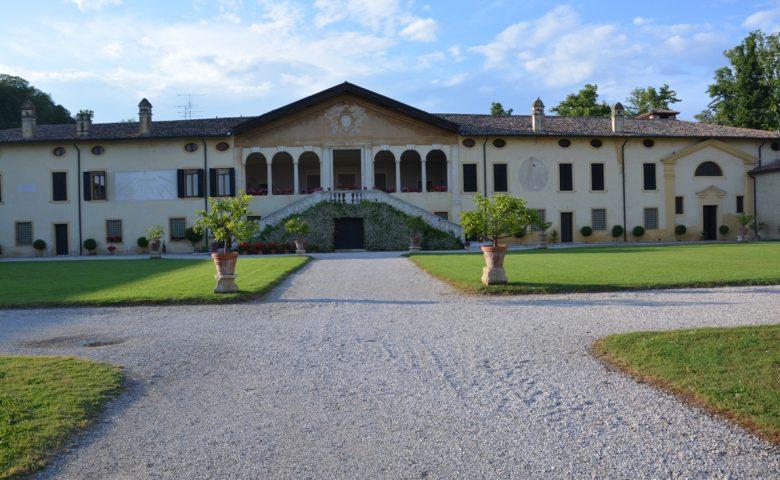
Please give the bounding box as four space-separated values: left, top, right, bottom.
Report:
594 324 780 445
410 243 780 294
0 256 309 307
0 356 123 479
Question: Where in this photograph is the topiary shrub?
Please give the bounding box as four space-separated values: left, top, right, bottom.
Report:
611 225 623 239
580 226 593 237
632 226 645 238
33 239 46 251
184 227 203 248
674 225 687 238
137 236 149 248
719 225 729 236
83 238 97 252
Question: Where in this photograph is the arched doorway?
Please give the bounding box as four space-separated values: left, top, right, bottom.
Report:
426 149 448 192
272 152 294 195
373 150 396 192
400 150 421 192
245 153 268 195
298 151 321 194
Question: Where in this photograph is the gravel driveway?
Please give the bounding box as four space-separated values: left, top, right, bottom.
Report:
2 252 779 479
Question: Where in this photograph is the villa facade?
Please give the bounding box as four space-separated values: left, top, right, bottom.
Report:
0 82 778 256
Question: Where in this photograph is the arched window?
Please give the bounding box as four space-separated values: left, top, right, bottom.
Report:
695 161 722 176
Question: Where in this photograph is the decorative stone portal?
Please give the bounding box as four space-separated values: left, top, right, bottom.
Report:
334 218 364 250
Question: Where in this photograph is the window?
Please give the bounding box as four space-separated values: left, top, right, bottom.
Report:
169 217 186 241
209 168 235 197
493 164 508 192
216 142 230 152
558 139 571 148
106 219 122 243
643 139 655 148
15 222 32 245
559 163 573 191
0 172 2 202
736 195 744 213
592 208 607 231
83 171 106 201
91 145 105 155
463 164 477 192
434 211 449 221
533 209 546 232
590 139 602 148
492 139 506 148
53 146 66 157
675 196 684 215
247 215 262 224
52 172 67 201
644 208 659 230
462 138 476 148
695 161 722 176
177 169 205 198
643 163 657 190
590 163 604 191
184 142 198 152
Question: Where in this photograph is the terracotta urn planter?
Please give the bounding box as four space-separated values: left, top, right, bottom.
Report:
536 232 547 249
481 244 508 285
149 240 162 259
211 251 239 293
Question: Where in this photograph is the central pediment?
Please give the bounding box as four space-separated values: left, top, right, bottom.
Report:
232 83 458 147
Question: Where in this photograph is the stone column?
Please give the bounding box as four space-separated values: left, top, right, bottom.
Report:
260 147 275 196
421 159 427 192
450 144 461 218
323 148 332 190
395 155 402 193
293 159 300 195
364 147 374 189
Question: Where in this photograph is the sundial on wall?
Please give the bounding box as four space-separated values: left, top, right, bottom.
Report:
324 102 367 135
518 157 548 191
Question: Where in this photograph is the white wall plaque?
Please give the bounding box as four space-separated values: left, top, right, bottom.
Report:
115 170 177 200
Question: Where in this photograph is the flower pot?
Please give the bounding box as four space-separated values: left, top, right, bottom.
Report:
294 240 307 256
149 240 162 259
481 245 508 285
211 251 239 293
537 232 547 249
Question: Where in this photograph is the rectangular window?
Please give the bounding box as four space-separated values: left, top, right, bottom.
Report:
591 208 607 231
675 196 684 215
643 163 657 190
106 219 122 243
493 164 508 192
434 211 449 221
52 171 67 201
177 169 205 198
533 209 546 232
15 222 33 245
209 167 235 197
169 217 186 241
83 171 106 201
736 195 744 213
644 208 659 230
590 163 604 191
463 164 477 192
559 163 573 191
0 172 3 202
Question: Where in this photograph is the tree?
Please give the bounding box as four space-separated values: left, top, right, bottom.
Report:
0 74 75 129
193 191 260 253
460 193 534 246
490 102 513 115
624 84 680 117
697 31 780 130
550 84 611 117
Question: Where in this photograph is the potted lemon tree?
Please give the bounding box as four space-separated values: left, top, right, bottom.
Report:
193 191 259 293
284 215 310 255
460 193 535 285
146 225 164 259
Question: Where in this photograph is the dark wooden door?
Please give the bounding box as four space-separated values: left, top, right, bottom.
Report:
334 218 364 250
703 205 717 240
54 224 69 255
560 212 573 243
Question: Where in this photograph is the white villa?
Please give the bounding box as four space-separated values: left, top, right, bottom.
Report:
1 82 778 256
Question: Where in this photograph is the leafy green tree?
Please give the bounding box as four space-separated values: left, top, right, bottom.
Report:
490 102 513 115
550 84 611 117
697 31 780 129
460 193 535 246
193 191 260 253
624 84 680 117
0 74 75 129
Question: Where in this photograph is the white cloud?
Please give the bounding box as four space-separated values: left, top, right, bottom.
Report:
66 0 122 11
399 17 438 42
743 7 780 31
448 45 465 62
633 16 652 26
433 73 467 87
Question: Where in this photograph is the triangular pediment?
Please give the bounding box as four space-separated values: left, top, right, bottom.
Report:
662 138 757 166
233 83 458 147
696 185 727 198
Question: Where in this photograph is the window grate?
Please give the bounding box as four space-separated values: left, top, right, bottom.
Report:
592 209 607 231
644 208 659 230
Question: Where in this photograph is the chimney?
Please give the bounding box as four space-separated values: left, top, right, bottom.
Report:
636 109 679 120
21 100 36 139
531 98 545 132
138 98 152 135
611 102 625 133
76 110 93 136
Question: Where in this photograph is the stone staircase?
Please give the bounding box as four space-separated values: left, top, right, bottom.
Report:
258 190 463 238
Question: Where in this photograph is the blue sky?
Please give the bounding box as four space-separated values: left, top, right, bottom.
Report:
2 0 779 122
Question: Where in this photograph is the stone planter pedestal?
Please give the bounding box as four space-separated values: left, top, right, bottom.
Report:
294 240 307 256
481 245 508 285
149 240 162 259
212 252 239 293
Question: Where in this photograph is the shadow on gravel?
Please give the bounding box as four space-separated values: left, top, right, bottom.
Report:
272 298 440 305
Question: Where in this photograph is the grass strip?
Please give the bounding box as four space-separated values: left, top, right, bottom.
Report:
0 356 123 478
593 324 780 445
0 256 309 307
410 243 780 294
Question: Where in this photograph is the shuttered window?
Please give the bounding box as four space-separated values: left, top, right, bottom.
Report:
559 163 573 191
177 169 205 198
643 163 657 190
463 164 477 192
52 172 67 201
209 168 235 197
493 164 508 192
675 196 684 215
590 163 604 191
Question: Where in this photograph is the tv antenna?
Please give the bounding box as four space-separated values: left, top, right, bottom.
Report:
177 94 204 120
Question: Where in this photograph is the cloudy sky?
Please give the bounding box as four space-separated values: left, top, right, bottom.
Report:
2 0 778 123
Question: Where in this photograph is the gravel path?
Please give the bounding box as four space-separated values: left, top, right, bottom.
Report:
1 252 779 479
